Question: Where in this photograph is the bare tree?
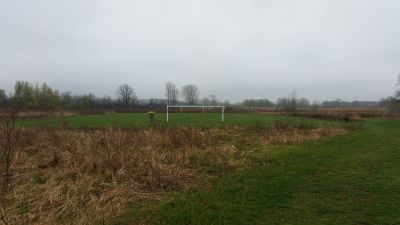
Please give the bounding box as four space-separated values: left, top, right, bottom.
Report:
276 90 298 112
290 89 298 111
311 100 320 111
0 90 6 107
117 84 137 106
165 82 179 105
200 97 211 106
387 74 400 114
396 74 400 99
210 95 218 106
0 109 20 225
181 84 199 105
298 98 310 108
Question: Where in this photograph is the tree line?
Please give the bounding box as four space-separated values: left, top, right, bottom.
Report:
1 77 399 112
0 81 227 110
382 74 400 113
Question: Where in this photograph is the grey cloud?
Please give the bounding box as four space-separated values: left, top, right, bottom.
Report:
1 0 399 101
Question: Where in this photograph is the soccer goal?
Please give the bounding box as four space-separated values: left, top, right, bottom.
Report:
166 105 225 122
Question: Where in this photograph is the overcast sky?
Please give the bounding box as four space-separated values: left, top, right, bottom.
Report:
0 0 399 102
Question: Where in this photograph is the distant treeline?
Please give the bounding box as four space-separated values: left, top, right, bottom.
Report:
0 80 398 112
242 98 385 109
0 81 229 110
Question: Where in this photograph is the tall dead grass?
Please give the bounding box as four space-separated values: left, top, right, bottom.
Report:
2 123 349 224
6 126 240 224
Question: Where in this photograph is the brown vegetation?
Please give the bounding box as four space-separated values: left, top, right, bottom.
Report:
0 109 21 225
249 107 392 121
1 123 350 224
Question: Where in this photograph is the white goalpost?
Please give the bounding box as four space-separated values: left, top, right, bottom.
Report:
166 105 225 122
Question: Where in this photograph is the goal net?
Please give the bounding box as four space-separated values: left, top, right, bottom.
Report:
166 105 225 122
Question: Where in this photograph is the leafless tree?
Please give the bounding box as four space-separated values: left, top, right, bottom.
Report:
181 84 199 105
298 98 310 108
165 82 179 105
117 84 137 106
0 109 21 225
286 89 298 112
210 95 218 106
396 74 400 99
200 97 211 106
387 74 400 114
0 90 6 107
311 100 320 111
276 90 298 112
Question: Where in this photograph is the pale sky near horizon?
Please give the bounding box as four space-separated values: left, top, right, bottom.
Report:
0 0 399 102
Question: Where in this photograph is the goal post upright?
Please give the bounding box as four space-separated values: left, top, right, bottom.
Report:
166 105 225 122
222 106 224 121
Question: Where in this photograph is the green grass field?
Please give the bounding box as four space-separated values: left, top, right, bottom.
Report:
152 118 400 225
16 113 400 224
21 112 334 128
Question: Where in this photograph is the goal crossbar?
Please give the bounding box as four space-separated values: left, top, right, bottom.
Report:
166 105 225 122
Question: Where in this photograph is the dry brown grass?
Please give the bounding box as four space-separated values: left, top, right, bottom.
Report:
0 110 76 120
259 120 349 145
297 108 387 120
253 107 390 120
263 128 346 145
1 124 349 225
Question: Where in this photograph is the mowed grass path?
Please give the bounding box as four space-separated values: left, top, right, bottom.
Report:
21 113 329 128
154 119 400 225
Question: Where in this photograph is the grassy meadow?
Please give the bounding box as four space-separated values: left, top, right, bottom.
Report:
21 112 335 128
1 111 399 224
152 118 400 225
